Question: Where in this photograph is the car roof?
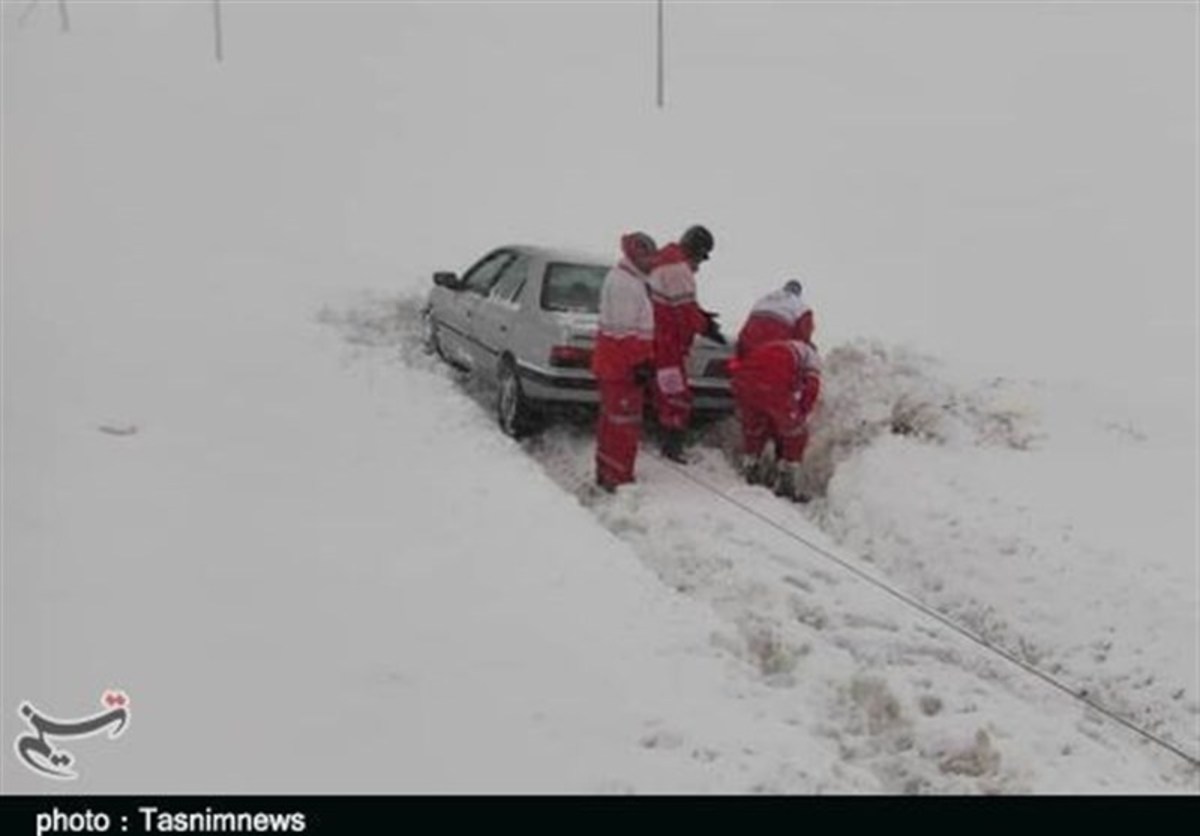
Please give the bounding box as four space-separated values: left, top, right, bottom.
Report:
507 244 611 267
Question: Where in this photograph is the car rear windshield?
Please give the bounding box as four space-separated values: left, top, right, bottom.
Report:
541 262 608 313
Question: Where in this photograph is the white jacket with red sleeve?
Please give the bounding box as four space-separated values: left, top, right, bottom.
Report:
591 259 655 382
736 288 815 358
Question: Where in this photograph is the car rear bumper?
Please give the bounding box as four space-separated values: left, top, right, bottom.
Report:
516 363 733 412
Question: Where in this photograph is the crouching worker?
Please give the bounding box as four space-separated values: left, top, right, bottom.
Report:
592 233 658 491
729 338 821 501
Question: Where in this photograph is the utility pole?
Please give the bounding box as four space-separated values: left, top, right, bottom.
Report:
656 0 665 108
212 0 223 63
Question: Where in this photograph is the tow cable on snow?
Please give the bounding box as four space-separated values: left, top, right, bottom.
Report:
651 457 1200 771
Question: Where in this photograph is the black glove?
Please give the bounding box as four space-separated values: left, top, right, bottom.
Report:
632 362 655 386
704 315 728 345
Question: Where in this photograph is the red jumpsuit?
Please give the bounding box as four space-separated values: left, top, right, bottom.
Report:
646 244 711 430
730 340 821 463
592 259 655 488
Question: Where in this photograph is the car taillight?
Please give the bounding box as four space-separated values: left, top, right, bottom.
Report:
705 358 733 379
550 345 593 369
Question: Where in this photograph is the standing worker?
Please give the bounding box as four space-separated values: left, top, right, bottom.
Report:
592 233 658 491
646 224 725 462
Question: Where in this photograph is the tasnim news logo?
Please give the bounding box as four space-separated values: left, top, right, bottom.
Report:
13 692 130 780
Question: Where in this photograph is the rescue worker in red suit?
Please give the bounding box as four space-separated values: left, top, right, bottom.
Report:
592 233 658 491
646 225 726 462
736 280 814 357
730 282 821 501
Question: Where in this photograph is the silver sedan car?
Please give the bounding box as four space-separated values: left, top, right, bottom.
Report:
423 245 734 436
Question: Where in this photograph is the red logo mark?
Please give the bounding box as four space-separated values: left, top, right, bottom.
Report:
102 691 128 709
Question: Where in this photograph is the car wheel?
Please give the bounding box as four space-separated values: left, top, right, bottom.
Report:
497 358 541 439
422 307 444 359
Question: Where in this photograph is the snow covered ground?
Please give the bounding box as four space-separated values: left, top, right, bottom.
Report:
316 292 1199 793
3 1 1197 794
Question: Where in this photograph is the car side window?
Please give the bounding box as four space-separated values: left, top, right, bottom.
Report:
463 251 515 296
489 254 530 304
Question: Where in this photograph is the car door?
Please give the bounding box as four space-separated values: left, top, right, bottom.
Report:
473 252 532 377
437 249 515 369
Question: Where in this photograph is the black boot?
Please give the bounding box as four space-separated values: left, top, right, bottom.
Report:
740 453 766 486
660 429 688 464
775 463 811 503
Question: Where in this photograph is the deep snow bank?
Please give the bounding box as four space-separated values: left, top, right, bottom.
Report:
769 341 1198 757
321 292 1198 793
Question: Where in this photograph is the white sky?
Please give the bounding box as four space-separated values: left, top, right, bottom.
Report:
4 0 1196 399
